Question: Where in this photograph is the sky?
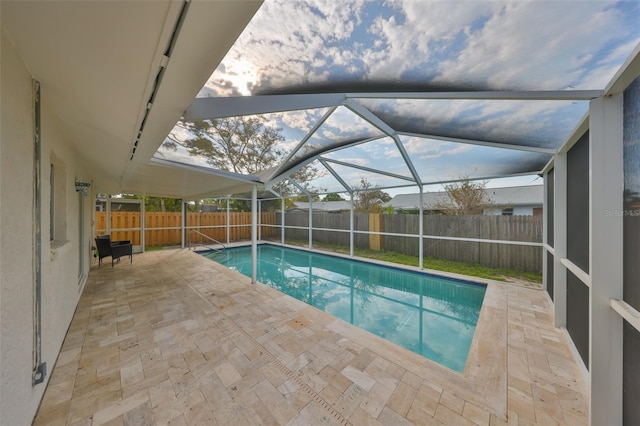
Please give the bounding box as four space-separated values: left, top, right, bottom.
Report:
156 0 640 196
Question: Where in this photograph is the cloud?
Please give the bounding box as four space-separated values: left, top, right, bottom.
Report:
202 0 639 97
401 136 472 159
363 2 499 79
309 106 384 142
155 143 210 168
432 2 640 89
361 98 587 148
180 0 637 187
332 156 368 167
200 0 369 96
321 137 414 179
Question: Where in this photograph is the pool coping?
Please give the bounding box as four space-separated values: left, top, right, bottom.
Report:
196 241 510 419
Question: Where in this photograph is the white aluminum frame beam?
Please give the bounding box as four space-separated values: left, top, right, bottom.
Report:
542 170 549 298
270 106 338 179
344 99 397 135
267 188 285 244
281 196 285 244
419 187 424 269
258 199 262 240
181 201 186 248
398 131 557 155
318 158 353 193
347 90 601 101
552 154 567 328
350 192 355 257
604 42 640 96
318 158 355 256
226 195 230 244
322 157 415 183
392 134 424 186
421 170 544 187
589 94 624 426
291 180 313 249
268 135 387 183
185 91 602 121
185 93 346 120
344 98 423 185
558 113 590 155
150 157 262 183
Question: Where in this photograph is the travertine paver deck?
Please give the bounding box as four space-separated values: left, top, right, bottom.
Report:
34 248 588 425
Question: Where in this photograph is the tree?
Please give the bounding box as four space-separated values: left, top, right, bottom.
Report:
437 177 491 215
120 195 183 212
164 116 283 174
353 178 391 213
163 118 324 195
323 193 344 201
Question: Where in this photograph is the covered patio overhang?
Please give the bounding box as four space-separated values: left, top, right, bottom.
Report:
4 1 640 424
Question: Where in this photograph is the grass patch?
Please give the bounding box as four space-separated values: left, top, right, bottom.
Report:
284 240 542 283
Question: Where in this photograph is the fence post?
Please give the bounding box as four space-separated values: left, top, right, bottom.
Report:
181 202 186 248
419 187 424 270
226 196 230 244
281 197 285 244
106 197 112 236
251 186 257 284
369 214 382 250
309 194 313 249
350 192 354 256
258 199 262 241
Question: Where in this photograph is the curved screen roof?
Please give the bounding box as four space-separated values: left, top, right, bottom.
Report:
156 0 640 196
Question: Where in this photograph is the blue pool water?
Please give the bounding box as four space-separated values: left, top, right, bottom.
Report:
203 244 486 372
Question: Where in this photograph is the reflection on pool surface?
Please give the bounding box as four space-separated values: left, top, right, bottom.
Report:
203 244 486 372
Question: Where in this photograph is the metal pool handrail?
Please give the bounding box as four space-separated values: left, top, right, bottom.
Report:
188 230 226 253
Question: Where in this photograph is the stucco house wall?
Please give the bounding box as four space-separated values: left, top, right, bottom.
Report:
1 32 93 424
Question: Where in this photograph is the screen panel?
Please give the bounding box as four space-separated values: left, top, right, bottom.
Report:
624 322 640 425
566 132 589 273
623 75 640 312
546 168 554 246
322 137 414 181
283 106 385 171
567 270 589 367
546 250 554 302
623 74 640 424
362 99 588 151
199 1 640 98
399 135 551 184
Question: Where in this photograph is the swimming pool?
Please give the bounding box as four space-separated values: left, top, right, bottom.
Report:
203 244 486 372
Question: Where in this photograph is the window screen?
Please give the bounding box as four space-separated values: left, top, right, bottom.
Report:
566 133 589 273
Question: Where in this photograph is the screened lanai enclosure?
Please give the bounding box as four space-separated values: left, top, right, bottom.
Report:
3 0 640 424
144 2 640 424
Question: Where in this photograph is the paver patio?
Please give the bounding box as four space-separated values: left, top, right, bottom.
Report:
33 247 588 425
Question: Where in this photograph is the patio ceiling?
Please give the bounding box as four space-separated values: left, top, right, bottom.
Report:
1 0 263 199
155 0 640 198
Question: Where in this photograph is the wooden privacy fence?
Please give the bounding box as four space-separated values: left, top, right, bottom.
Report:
96 211 541 272
95 211 142 245
277 212 542 272
95 211 277 247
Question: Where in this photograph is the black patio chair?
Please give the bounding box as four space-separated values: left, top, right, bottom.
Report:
95 235 133 267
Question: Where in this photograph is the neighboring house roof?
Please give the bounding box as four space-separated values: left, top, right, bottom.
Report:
291 201 352 212
383 185 543 210
485 185 543 207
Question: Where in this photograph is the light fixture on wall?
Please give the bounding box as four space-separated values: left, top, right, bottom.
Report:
75 179 91 196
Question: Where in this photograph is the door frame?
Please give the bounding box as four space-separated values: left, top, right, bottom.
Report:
96 197 145 253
